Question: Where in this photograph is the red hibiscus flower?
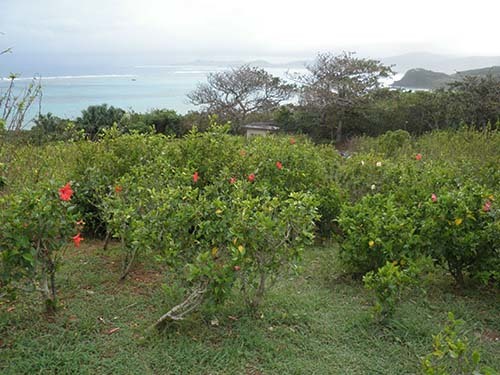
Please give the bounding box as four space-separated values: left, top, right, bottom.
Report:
431 193 437 202
234 265 241 271
289 138 296 145
248 173 255 182
276 161 283 170
58 182 73 201
415 153 422 161
229 177 236 184
483 200 492 212
192 171 199 183
72 233 83 247
114 185 123 193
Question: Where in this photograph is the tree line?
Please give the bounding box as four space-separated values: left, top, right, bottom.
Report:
2 51 499 144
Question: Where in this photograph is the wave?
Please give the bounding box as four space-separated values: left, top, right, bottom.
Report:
0 74 137 81
173 70 210 74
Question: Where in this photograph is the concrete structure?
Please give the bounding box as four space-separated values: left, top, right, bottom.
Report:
242 122 280 137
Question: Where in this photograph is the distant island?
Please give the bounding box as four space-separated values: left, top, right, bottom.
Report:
392 66 500 89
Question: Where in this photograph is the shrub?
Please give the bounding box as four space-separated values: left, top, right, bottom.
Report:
70 130 170 237
337 193 420 274
419 184 498 287
374 129 412 157
335 153 401 202
363 257 433 321
421 312 498 375
99 129 325 325
0 181 81 312
105 173 319 326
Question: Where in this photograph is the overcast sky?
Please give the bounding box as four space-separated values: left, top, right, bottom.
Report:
1 0 500 71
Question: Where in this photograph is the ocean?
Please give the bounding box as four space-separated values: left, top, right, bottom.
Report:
0 65 400 127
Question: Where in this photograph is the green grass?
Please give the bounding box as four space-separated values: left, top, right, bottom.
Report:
1 242 499 374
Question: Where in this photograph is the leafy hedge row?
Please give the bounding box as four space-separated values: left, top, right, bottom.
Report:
337 129 500 286
1 126 498 319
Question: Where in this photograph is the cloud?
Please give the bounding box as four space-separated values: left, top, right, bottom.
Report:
1 0 499 63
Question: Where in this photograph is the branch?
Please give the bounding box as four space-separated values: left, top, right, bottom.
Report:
150 281 209 330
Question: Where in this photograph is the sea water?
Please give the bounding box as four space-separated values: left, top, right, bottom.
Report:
0 64 399 127
0 65 307 125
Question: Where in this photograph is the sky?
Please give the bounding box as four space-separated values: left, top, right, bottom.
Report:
1 0 500 73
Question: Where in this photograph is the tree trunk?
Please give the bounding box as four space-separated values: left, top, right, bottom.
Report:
336 119 343 144
103 231 111 251
448 260 465 289
37 245 57 314
251 272 267 309
120 246 138 281
40 269 57 314
149 282 208 331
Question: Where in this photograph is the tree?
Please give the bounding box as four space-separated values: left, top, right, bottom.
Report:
138 109 182 136
75 104 125 140
0 73 42 132
447 75 500 129
1 41 42 132
188 65 295 132
295 52 393 142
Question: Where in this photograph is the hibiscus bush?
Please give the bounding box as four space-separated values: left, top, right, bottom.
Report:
419 184 498 287
0 181 81 312
335 153 401 202
337 157 499 286
100 126 330 324
103 164 319 325
337 193 420 275
70 128 170 237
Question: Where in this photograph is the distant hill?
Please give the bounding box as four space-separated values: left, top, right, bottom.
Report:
381 52 500 74
392 66 500 89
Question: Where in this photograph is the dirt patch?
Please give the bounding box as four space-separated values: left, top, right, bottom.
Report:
482 329 500 342
128 267 164 285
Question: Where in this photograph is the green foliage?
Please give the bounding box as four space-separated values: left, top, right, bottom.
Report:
29 113 84 144
106 172 319 311
101 125 327 315
375 129 412 156
337 129 500 285
364 261 410 320
120 109 183 136
422 312 498 375
419 183 498 287
335 153 402 202
448 75 500 129
75 104 126 140
273 105 322 140
364 258 433 320
296 51 393 142
338 193 419 274
0 181 80 312
68 129 170 236
0 161 5 189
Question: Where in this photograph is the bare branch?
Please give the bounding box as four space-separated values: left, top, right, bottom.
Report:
188 65 296 130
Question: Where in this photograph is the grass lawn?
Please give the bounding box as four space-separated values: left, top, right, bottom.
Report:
1 241 499 374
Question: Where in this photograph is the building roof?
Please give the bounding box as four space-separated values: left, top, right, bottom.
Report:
242 122 280 131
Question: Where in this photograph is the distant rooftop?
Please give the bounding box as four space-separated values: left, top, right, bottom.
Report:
242 122 280 131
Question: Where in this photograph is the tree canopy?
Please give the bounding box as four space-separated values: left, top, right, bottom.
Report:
75 104 126 140
295 52 393 141
188 65 295 132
